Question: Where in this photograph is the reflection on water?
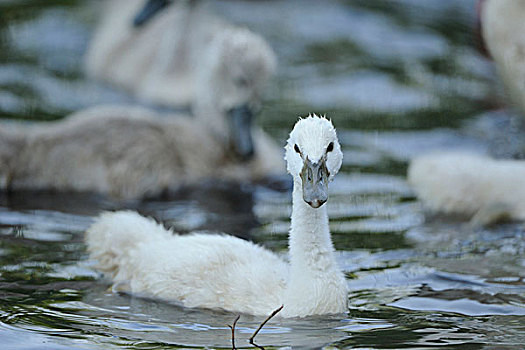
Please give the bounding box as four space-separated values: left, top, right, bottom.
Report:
0 0 524 349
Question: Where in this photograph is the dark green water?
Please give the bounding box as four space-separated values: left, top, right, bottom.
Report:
0 0 523 349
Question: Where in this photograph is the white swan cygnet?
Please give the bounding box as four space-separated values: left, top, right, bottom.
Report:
408 151 525 225
0 105 284 200
481 0 525 118
85 115 348 317
85 0 276 112
85 0 277 161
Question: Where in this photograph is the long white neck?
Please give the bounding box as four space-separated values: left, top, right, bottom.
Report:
289 179 336 270
282 178 347 317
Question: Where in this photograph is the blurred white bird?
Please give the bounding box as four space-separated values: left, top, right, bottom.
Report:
85 0 278 161
0 105 283 200
408 151 525 226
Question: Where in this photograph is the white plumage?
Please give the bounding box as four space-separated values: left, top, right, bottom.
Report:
481 0 525 118
408 152 525 223
85 115 348 317
0 105 284 200
414 1 525 224
86 211 288 314
85 0 276 113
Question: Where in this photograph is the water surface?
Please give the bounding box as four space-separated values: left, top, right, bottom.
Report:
0 0 523 349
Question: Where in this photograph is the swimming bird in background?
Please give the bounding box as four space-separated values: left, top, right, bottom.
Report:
85 1 275 124
85 0 277 161
85 115 348 317
406 0 525 227
0 104 283 200
408 151 525 226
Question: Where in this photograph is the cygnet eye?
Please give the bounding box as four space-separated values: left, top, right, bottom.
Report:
327 142 334 153
294 144 301 153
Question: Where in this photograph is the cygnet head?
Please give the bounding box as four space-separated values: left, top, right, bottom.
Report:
196 28 277 161
285 115 343 208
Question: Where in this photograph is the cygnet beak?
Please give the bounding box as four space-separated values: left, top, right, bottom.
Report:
301 156 329 208
227 104 255 162
133 0 171 27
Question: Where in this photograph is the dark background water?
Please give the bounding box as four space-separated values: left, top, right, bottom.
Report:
0 0 524 349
